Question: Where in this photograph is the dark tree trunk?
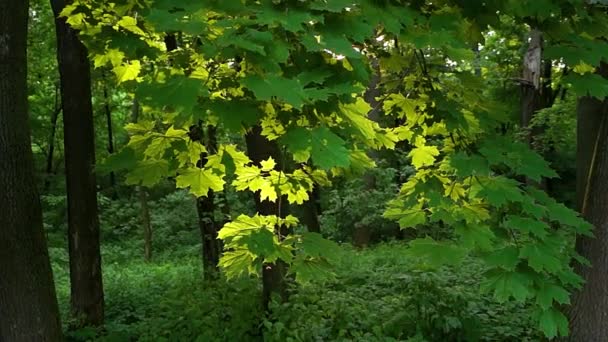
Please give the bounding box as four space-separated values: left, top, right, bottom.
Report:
130 99 154 262
102 72 116 191
44 84 61 191
245 125 289 309
0 0 63 339
300 186 321 233
140 188 153 262
51 0 104 327
191 124 222 276
520 29 555 190
354 57 382 247
568 64 608 341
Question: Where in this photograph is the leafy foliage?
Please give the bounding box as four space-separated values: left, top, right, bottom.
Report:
51 0 608 338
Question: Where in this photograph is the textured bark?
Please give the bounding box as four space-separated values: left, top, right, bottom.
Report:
520 29 554 190
568 64 608 341
245 125 289 309
102 72 116 191
354 57 382 247
191 124 222 276
51 0 104 327
0 0 63 339
300 186 321 233
130 99 154 262
140 188 153 262
44 84 61 190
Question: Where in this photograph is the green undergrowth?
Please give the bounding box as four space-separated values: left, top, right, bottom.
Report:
51 243 541 342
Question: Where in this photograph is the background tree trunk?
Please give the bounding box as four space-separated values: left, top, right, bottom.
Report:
189 123 222 276
51 0 104 327
102 72 116 192
140 188 153 262
300 186 321 233
130 99 154 262
44 83 61 191
0 0 63 339
245 125 289 309
568 63 608 341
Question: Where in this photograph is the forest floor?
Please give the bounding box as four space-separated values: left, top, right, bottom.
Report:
50 242 541 341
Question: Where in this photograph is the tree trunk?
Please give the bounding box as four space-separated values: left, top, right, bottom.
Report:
520 29 543 131
567 64 608 341
190 124 222 276
354 56 382 247
102 72 116 192
140 188 153 262
245 125 289 309
300 186 321 233
130 99 154 262
520 29 555 190
0 0 63 339
44 84 61 191
51 0 104 327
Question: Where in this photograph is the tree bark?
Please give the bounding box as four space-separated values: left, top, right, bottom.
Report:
102 72 116 191
568 64 608 341
0 0 63 339
130 99 154 262
51 0 104 327
300 185 321 233
44 84 61 191
520 29 554 190
140 188 153 262
354 56 382 247
245 125 289 309
190 124 222 276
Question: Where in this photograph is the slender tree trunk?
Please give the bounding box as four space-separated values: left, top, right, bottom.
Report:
520 29 543 131
300 186 321 233
140 188 153 262
102 72 116 191
354 56 382 247
189 123 222 276
245 125 289 309
44 84 61 191
0 0 63 339
130 99 154 262
520 29 555 190
567 64 608 341
51 0 104 327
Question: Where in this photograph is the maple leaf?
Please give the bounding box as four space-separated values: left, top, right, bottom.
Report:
176 167 225 197
409 145 440 169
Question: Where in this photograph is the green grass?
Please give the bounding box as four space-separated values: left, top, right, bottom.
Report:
51 242 541 341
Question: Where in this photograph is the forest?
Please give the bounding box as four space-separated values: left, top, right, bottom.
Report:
2 0 608 341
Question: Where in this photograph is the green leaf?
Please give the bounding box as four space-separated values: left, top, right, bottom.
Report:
136 75 202 113
409 145 440 169
503 215 549 239
481 268 532 302
242 75 307 108
299 232 339 260
310 127 351 170
97 147 137 174
474 176 524 207
113 60 141 83
454 224 495 250
290 256 335 284
450 152 490 178
219 249 260 279
125 159 169 187
176 167 225 197
519 243 562 273
484 246 520 271
538 307 569 339
536 283 570 310
407 237 468 266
